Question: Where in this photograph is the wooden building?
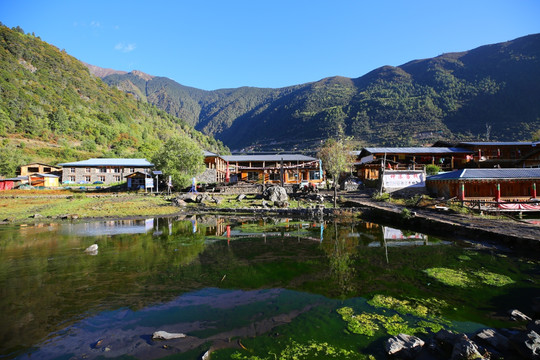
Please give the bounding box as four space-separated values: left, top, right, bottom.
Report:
126 172 152 191
18 163 61 177
433 141 540 168
354 147 474 182
426 168 540 201
29 173 60 187
205 154 324 185
203 151 227 183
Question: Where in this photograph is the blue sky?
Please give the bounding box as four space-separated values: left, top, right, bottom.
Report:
2 0 539 90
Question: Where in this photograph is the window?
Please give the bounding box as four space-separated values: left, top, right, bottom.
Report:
69 176 75 182
99 168 107 173
309 170 321 180
43 167 51 172
28 167 39 173
85 168 91 173
84 176 91 182
98 176 106 182
114 168 121 173
113 175 121 182
70 168 76 173
269 172 281 181
247 172 259 181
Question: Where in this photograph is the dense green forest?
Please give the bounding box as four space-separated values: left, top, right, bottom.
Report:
100 34 540 151
0 25 228 175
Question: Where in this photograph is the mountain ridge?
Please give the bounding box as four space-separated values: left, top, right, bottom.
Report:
93 33 540 151
0 25 228 173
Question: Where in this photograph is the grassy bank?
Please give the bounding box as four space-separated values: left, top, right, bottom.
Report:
0 191 337 223
0 190 180 223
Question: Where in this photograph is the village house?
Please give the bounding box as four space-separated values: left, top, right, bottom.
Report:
354 147 474 183
433 141 540 168
58 158 153 185
18 163 62 177
204 153 324 185
426 168 540 201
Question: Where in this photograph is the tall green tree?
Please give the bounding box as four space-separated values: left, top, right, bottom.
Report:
0 143 28 177
152 136 205 189
317 139 355 208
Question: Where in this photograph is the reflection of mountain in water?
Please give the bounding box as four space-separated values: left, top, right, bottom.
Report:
61 219 154 236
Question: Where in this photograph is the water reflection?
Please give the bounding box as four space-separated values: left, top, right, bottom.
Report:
0 216 537 360
61 218 155 236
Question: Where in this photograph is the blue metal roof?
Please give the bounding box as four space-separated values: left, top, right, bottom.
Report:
221 154 318 162
458 141 540 146
58 158 153 167
427 168 540 181
363 147 473 155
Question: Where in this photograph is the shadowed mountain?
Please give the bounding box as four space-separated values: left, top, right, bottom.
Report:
95 34 540 151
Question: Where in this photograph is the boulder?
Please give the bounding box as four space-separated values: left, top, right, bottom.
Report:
509 309 532 321
475 328 510 352
236 194 246 201
152 331 186 340
510 330 540 359
176 193 197 203
264 186 288 202
385 333 425 359
450 334 484 360
195 194 208 203
274 200 289 208
171 198 187 207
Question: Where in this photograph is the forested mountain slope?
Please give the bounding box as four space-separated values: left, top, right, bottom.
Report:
99 34 540 151
0 25 228 174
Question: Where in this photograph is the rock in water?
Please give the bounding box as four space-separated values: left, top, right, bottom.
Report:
152 331 186 340
385 333 425 358
84 244 98 255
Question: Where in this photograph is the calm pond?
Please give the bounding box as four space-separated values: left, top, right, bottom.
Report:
0 215 538 359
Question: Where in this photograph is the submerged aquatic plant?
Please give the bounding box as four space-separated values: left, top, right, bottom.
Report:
423 268 474 287
424 267 515 287
337 307 417 337
338 295 452 338
231 340 371 359
473 270 515 287
368 294 429 317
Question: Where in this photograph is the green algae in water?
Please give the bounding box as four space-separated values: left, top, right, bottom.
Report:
424 267 515 287
337 307 419 337
231 340 373 360
424 268 473 287
473 270 515 287
338 294 452 338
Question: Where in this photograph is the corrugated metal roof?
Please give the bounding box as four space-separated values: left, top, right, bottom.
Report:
221 154 318 162
363 147 473 155
58 158 153 167
427 168 540 181
31 173 60 178
458 141 540 146
204 151 218 157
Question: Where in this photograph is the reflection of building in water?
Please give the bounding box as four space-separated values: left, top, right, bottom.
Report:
61 219 154 236
383 227 427 241
365 226 450 247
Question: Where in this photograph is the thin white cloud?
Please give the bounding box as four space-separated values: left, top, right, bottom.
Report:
90 21 101 28
114 42 136 53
